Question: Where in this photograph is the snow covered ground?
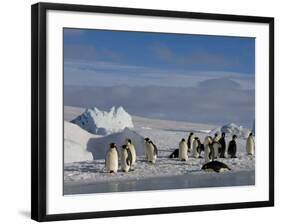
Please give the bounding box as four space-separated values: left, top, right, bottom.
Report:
63 106 255 195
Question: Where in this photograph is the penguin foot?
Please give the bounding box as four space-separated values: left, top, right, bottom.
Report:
109 170 115 173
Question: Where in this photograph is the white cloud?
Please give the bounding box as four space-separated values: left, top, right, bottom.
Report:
64 59 254 89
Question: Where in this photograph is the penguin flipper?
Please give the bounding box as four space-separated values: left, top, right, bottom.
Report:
126 148 132 166
152 143 158 156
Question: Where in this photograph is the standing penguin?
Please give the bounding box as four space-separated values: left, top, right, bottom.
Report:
204 136 213 162
144 138 150 160
120 145 132 172
145 139 157 163
192 137 200 158
105 143 119 173
246 132 255 155
198 139 205 157
228 135 238 158
126 139 136 166
212 134 219 159
218 132 226 158
187 132 195 152
179 138 188 161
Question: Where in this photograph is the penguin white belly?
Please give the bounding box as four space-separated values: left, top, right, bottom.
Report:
179 141 188 161
204 137 212 162
204 145 211 162
192 141 199 158
190 137 195 152
246 137 254 155
106 150 118 173
218 168 229 173
128 144 136 165
144 142 148 160
121 150 130 172
147 144 157 163
213 144 219 158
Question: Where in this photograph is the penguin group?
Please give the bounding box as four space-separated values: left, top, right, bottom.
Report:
169 132 255 172
105 132 254 174
105 139 137 173
105 137 158 173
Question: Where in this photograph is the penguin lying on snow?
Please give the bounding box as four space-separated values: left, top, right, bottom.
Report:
201 161 231 173
169 149 179 158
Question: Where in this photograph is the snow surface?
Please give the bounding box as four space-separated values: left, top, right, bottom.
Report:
63 106 255 194
71 106 134 135
64 155 254 185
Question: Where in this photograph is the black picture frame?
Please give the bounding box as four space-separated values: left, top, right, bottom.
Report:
31 2 274 222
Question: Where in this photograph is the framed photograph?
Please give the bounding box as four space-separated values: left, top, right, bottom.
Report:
31 2 274 222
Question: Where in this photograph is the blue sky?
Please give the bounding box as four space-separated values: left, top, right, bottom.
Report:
64 28 255 127
64 28 255 74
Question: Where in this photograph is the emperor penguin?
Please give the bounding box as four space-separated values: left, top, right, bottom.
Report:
246 132 255 155
144 138 150 159
126 139 136 166
179 138 188 161
218 132 226 158
204 136 213 162
187 132 195 152
228 135 238 158
105 143 119 173
120 145 132 172
192 137 200 158
145 139 157 163
202 160 231 173
169 149 179 158
212 134 220 159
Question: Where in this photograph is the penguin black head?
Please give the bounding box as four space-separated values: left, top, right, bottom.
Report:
181 138 185 142
194 137 199 140
214 133 218 137
222 132 225 137
127 139 132 144
190 132 194 135
232 135 237 140
249 132 253 137
110 143 116 148
144 137 150 142
122 144 128 149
